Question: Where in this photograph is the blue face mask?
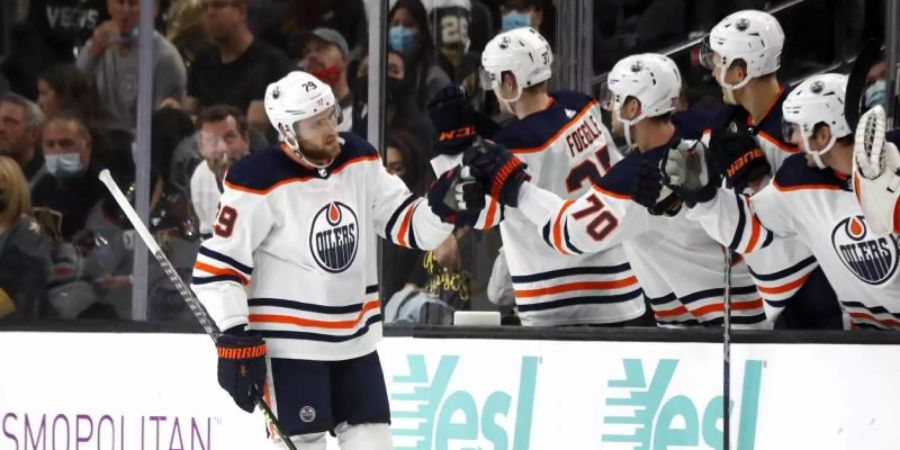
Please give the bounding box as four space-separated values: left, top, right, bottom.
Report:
501 11 532 32
45 153 85 179
865 79 886 110
389 26 417 55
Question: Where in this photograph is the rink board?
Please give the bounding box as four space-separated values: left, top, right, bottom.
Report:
0 332 898 449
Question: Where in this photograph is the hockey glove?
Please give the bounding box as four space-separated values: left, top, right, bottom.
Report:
662 140 721 208
462 139 529 207
216 328 267 413
428 86 478 156
853 105 900 236
428 166 486 225
708 130 770 192
632 160 683 216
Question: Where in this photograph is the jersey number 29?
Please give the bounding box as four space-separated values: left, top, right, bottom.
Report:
214 205 238 238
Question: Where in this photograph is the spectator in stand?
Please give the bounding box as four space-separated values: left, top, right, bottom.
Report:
76 0 187 133
299 28 354 132
185 0 291 135
500 0 555 46
31 113 107 241
190 105 250 240
146 107 202 321
1 0 106 98
36 64 134 186
0 94 45 183
36 64 102 123
0 156 52 320
30 113 116 319
165 0 208 67
258 0 367 57
381 130 430 301
388 0 452 109
352 50 435 160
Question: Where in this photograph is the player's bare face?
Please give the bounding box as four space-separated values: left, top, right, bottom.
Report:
296 109 341 165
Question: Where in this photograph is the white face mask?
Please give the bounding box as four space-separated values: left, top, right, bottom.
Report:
45 153 84 179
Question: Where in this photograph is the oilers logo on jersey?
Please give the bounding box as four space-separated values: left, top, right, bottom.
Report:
831 216 899 286
310 201 359 273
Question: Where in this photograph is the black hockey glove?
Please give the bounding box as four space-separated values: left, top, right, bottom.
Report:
462 139 529 208
428 166 486 225
216 328 267 413
632 160 683 216
708 130 771 192
661 140 721 208
428 86 478 156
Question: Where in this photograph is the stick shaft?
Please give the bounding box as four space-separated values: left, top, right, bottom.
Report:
98 169 221 339
98 170 298 450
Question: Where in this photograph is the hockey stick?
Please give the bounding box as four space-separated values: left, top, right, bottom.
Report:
722 248 733 450
97 169 298 450
845 39 883 130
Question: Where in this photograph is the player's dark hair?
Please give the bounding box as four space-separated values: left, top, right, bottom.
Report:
728 59 778 80
813 122 854 146
387 129 429 195
38 64 102 125
197 104 250 138
43 110 91 140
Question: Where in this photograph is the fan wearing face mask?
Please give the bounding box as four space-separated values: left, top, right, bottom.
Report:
387 0 452 110
697 10 841 329
31 113 108 241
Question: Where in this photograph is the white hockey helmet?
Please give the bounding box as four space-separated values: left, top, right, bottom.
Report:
480 27 552 104
265 71 342 168
782 73 850 169
601 53 681 149
702 10 784 92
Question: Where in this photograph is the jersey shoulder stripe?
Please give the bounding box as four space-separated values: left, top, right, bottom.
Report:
224 133 379 194
493 90 597 154
773 153 846 191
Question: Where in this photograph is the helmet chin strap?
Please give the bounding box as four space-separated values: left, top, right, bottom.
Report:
802 133 837 170
280 125 333 169
614 103 644 151
494 80 523 115
717 69 751 105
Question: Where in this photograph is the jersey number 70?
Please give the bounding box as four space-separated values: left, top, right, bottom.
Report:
571 193 618 241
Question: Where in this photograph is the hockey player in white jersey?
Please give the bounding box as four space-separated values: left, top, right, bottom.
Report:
658 73 900 329
698 9 841 328
429 27 650 326
853 104 900 237
190 71 477 449
463 53 767 328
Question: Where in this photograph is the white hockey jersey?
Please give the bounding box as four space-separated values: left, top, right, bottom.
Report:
690 154 900 330
482 91 645 326
516 133 768 328
191 133 453 360
702 87 827 318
